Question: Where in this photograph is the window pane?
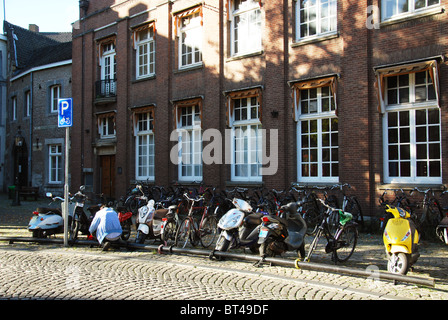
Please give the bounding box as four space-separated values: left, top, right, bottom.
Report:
386 106 441 181
429 161 440 177
400 161 410 176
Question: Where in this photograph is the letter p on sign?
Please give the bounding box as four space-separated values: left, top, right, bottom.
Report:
58 98 73 127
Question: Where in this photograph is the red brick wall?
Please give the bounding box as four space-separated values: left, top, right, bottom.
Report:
71 0 448 217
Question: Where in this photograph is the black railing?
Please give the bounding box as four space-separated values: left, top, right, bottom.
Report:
95 79 117 99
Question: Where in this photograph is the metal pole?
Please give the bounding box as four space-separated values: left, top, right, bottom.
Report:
63 127 70 247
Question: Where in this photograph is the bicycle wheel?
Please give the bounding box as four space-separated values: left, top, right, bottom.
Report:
68 214 79 243
421 207 442 241
175 218 191 248
303 207 320 235
199 215 218 248
326 210 340 238
121 219 132 241
334 224 358 262
161 220 177 246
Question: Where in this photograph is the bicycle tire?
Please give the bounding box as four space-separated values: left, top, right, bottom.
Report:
326 210 340 238
334 224 358 262
121 219 132 241
303 207 320 235
200 215 218 248
69 215 79 243
161 220 177 246
175 218 191 248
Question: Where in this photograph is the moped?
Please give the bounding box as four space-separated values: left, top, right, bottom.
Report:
69 186 100 241
383 204 420 275
116 206 133 241
257 201 307 262
28 194 64 238
211 198 263 258
135 200 176 244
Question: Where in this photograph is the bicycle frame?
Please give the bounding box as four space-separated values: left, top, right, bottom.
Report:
305 199 356 263
178 192 217 247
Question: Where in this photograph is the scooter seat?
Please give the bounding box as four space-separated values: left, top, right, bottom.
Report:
245 212 263 225
154 209 169 219
36 207 62 216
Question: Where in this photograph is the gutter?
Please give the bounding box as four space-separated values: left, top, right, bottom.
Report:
10 60 72 82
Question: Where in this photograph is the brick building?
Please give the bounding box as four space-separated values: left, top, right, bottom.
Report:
3 22 72 196
72 0 448 216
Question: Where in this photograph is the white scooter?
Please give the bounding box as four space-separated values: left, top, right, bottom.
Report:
211 198 263 257
135 200 174 244
28 193 66 238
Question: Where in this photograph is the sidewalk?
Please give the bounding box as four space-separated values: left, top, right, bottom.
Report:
0 192 52 227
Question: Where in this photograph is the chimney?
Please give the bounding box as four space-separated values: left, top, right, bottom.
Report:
28 24 39 33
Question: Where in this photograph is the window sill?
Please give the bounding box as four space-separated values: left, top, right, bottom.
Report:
378 183 445 191
226 180 264 188
292 31 339 48
175 63 204 74
132 74 156 84
226 50 264 62
380 6 444 28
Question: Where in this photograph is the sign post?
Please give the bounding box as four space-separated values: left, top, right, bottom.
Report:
58 98 73 247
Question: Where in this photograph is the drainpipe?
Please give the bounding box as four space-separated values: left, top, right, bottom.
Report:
29 71 33 187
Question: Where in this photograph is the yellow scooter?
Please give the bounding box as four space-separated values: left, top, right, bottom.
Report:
383 205 420 275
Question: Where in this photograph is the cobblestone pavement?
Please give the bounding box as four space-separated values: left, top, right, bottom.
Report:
0 193 447 303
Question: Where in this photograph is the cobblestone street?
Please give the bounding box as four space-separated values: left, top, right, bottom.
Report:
1 194 448 306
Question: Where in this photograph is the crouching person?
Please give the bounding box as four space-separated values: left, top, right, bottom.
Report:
89 203 123 251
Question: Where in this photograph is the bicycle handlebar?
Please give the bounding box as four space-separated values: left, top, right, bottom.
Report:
183 193 204 203
317 198 341 211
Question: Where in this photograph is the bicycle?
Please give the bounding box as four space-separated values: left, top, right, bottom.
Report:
332 184 364 230
175 193 218 248
291 185 321 235
305 198 358 264
414 188 446 241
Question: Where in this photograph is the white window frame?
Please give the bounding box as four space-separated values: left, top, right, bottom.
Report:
179 12 203 68
49 144 63 184
50 85 61 113
136 27 155 79
135 112 155 181
25 91 31 117
101 43 116 80
230 96 262 182
176 105 203 182
297 86 338 183
381 0 440 21
230 0 262 57
295 0 337 41
12 96 17 121
99 115 116 139
383 71 441 184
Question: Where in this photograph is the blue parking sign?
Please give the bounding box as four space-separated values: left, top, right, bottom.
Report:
58 98 73 127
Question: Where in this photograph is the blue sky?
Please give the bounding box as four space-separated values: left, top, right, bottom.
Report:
1 0 79 33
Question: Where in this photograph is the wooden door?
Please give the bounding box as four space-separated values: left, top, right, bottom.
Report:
100 155 115 200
